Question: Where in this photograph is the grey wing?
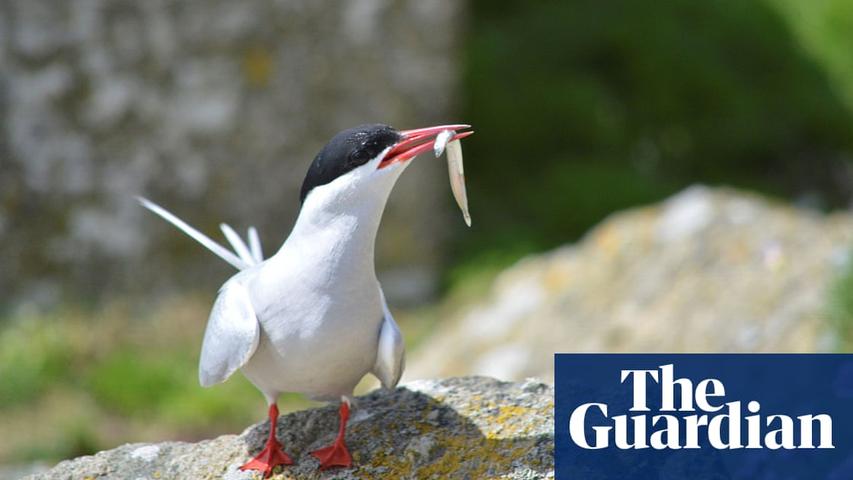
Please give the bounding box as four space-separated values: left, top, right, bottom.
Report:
198 281 260 387
373 287 406 390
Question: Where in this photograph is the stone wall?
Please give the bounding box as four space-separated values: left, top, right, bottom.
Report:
0 0 462 307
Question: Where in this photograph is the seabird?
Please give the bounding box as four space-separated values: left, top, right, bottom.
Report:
140 123 473 476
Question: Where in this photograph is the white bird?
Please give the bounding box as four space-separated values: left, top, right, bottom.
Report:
139 123 473 476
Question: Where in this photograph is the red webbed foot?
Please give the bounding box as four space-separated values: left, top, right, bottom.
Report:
310 398 354 470
240 404 294 478
310 440 353 470
240 440 294 477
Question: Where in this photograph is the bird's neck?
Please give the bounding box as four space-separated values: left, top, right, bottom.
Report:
288 199 386 270
273 172 401 278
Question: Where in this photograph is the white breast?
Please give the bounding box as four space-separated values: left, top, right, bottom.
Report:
238 154 409 401
239 216 384 401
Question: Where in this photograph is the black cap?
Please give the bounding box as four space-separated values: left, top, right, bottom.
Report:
300 124 402 203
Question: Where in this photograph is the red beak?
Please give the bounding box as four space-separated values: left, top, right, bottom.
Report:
378 124 474 169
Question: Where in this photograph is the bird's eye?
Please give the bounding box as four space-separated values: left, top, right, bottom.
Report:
350 148 371 165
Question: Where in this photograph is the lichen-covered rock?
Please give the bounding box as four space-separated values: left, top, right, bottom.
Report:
26 377 554 480
0 0 462 307
407 186 853 382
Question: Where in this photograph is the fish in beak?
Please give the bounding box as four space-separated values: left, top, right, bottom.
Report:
378 124 474 169
379 123 474 227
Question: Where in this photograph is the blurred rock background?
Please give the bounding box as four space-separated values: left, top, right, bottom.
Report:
406 186 853 382
3 0 853 474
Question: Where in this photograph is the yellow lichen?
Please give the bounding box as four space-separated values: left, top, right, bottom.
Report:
413 434 532 479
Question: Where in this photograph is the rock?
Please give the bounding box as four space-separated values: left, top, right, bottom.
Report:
0 0 463 307
25 377 554 480
406 186 853 382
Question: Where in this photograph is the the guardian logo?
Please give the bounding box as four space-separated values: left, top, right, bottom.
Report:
569 364 834 450
556 355 853 478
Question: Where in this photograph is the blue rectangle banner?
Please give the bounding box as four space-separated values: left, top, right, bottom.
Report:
554 354 853 479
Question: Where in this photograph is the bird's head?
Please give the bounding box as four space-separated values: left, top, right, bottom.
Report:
298 123 472 214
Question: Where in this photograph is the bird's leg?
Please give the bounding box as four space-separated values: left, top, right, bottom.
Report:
239 403 294 477
310 396 354 470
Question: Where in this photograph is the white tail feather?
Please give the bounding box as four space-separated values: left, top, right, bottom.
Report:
137 197 255 270
248 227 263 263
220 223 256 265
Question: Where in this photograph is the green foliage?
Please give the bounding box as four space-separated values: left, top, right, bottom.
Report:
456 0 853 278
0 320 71 408
768 0 853 112
87 350 194 416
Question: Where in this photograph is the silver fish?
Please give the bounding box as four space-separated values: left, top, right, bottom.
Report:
434 130 454 157
433 129 471 226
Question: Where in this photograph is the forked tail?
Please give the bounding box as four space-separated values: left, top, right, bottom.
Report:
137 197 263 270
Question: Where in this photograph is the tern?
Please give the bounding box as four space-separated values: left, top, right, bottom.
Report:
139 123 473 476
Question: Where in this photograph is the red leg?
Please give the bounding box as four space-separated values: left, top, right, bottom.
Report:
240 404 294 478
310 400 353 470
